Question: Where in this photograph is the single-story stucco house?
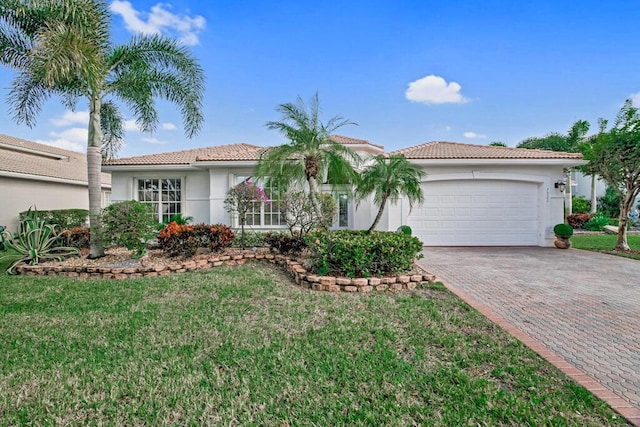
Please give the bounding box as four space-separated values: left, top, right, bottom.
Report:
0 133 111 231
103 136 584 247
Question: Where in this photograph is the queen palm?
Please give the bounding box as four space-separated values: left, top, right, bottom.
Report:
0 0 204 258
357 154 426 233
256 94 361 220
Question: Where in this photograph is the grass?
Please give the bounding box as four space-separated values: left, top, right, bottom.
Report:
0 260 626 426
572 234 640 260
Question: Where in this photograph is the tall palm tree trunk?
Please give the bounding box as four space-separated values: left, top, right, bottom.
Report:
367 194 389 234
87 95 105 258
307 175 323 222
590 175 598 214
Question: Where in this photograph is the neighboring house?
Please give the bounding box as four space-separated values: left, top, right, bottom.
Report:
0 134 111 231
103 136 584 247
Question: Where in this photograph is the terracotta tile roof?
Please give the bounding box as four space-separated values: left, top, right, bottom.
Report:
391 141 584 160
330 135 384 150
0 133 111 185
103 143 267 165
103 135 381 166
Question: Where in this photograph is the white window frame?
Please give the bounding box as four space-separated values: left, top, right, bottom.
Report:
134 177 185 223
334 192 350 229
232 175 286 228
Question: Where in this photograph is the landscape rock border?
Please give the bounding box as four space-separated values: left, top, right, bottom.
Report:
14 251 436 293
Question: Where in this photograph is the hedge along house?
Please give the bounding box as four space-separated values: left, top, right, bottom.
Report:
103 137 584 247
0 134 111 231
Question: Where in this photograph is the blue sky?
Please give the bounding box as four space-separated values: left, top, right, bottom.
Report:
1 0 640 157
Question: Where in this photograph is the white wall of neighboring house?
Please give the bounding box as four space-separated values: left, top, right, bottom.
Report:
0 176 102 232
572 170 606 205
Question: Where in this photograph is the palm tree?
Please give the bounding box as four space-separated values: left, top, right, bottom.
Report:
256 94 361 219
0 0 204 258
357 154 426 233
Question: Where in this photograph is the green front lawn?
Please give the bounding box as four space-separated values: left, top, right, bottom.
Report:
0 263 624 425
572 234 640 260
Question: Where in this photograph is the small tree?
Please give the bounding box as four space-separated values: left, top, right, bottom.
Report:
356 154 426 233
256 94 361 220
224 181 270 249
585 100 640 251
101 201 159 258
280 191 337 238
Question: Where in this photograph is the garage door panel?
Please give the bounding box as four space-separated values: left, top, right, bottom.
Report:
407 180 539 246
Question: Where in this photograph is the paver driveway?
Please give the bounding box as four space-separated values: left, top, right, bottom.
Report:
417 247 640 425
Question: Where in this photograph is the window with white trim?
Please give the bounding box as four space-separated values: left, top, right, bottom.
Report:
235 176 285 227
337 193 349 228
137 178 182 223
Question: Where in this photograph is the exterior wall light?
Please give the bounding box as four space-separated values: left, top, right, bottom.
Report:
555 180 566 193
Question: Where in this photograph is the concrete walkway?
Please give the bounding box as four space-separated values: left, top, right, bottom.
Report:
417 247 640 425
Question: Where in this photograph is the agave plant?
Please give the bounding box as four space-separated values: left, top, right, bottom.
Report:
0 209 79 274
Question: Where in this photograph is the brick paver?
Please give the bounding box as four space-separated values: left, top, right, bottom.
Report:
417 247 640 426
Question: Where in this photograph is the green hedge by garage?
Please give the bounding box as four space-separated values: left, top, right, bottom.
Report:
19 209 88 231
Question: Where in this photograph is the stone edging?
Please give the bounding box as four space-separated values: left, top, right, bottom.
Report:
14 252 436 293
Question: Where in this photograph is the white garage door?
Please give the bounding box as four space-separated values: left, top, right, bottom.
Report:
407 180 539 246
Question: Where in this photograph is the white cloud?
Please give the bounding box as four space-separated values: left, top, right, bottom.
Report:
463 131 487 139
110 1 206 46
631 92 640 107
50 110 89 127
123 119 142 132
405 75 469 105
161 122 177 130
36 128 88 152
141 137 167 145
445 125 452 132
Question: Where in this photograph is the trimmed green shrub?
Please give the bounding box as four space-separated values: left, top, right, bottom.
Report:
230 231 269 248
571 196 591 214
306 230 424 278
397 225 412 235
59 226 91 249
553 223 574 238
102 201 159 258
158 222 234 258
583 214 609 231
566 213 591 229
264 232 306 255
19 208 88 231
0 209 79 274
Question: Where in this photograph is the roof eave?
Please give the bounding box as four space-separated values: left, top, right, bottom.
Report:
0 170 111 188
193 160 259 167
404 158 587 166
102 164 198 171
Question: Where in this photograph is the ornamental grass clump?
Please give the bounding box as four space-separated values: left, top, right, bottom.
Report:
306 230 423 278
0 208 79 274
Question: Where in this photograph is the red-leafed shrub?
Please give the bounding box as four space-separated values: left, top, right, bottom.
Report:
158 222 234 258
59 226 91 249
567 213 592 229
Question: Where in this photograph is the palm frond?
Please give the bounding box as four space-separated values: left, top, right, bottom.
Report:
100 100 124 160
7 70 52 127
107 34 204 137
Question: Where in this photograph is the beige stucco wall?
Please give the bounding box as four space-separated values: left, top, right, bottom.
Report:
0 176 90 232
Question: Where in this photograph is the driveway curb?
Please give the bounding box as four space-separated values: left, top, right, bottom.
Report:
434 274 640 426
